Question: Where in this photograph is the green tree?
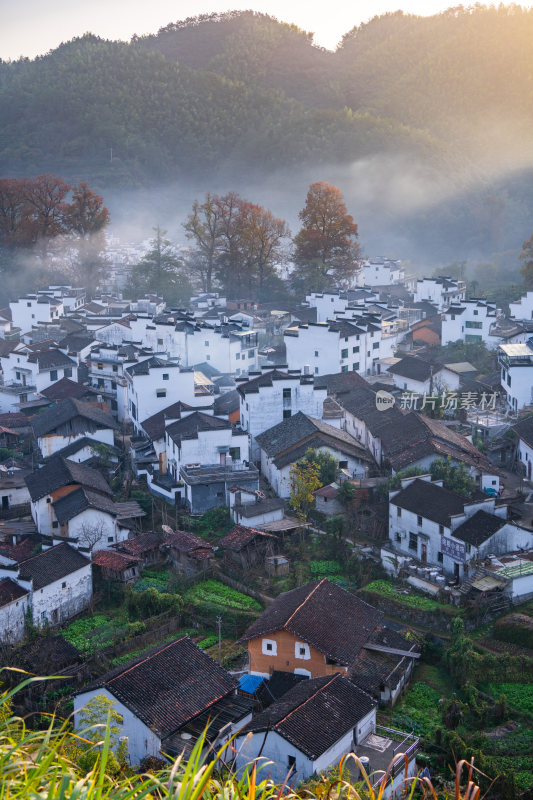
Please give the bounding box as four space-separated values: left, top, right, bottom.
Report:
430 457 476 498
75 693 127 775
289 459 321 520
520 233 533 289
292 182 360 291
302 447 338 486
129 226 191 304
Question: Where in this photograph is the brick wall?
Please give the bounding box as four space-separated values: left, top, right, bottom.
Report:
248 628 348 678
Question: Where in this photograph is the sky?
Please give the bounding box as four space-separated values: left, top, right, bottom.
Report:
0 0 514 60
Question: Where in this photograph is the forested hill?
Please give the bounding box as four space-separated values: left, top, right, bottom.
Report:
1 5 533 187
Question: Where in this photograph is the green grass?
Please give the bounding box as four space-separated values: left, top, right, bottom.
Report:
185 580 261 612
391 681 443 738
363 579 453 612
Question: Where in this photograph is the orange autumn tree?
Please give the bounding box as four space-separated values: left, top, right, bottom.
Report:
293 181 360 292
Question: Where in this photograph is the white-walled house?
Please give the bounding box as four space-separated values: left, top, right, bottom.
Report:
414 277 466 311
284 318 383 378
234 675 381 787
237 369 327 461
140 400 214 474
512 417 533 481
0 542 92 628
256 412 373 498
125 357 198 430
25 457 113 537
509 291 533 321
385 475 533 581
498 340 533 411
0 348 77 394
386 355 461 395
31 398 118 458
305 289 379 322
9 294 64 332
74 636 249 766
164 411 249 482
0 577 29 643
51 488 144 551
442 300 497 347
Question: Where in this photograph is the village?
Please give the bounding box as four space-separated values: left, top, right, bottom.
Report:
0 263 532 795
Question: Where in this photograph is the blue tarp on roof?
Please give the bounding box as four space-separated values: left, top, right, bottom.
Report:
238 674 265 694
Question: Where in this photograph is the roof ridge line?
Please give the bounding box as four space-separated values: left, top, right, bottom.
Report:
283 577 326 631
273 673 340 730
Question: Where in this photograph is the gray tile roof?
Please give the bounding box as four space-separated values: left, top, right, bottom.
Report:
25 457 112 501
18 542 90 589
31 398 119 438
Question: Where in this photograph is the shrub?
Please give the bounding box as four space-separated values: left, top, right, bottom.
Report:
494 613 533 650
198 635 218 649
363 580 451 612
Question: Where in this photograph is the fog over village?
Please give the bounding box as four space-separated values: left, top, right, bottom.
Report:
0 4 533 800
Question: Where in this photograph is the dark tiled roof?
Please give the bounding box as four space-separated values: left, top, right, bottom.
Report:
219 525 275 552
58 335 96 352
387 355 444 382
15 634 79 671
240 578 383 666
140 401 195 440
255 412 368 461
40 378 99 401
32 398 119 437
166 412 231 444
27 349 77 369
163 530 214 560
92 550 140 570
18 543 90 589
0 577 28 607
0 412 31 429
78 636 237 739
25 457 112 501
237 369 302 396
118 532 162 556
452 510 507 546
213 390 240 416
43 436 119 461
53 487 117 523
126 356 179 376
391 478 467 526
512 416 533 449
0 536 40 563
234 497 285 517
239 673 376 760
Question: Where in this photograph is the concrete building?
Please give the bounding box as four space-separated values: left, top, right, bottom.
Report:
498 340 533 411
284 318 383 378
442 300 497 347
238 369 327 461
414 277 466 311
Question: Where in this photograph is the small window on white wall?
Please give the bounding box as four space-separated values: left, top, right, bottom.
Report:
262 638 277 656
295 642 310 660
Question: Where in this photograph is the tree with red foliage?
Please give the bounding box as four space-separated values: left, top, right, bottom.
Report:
63 182 110 295
293 181 360 291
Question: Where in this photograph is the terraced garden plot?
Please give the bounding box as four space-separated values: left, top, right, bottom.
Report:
185 579 262 612
63 615 128 655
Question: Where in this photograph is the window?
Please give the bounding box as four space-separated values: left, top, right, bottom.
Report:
131 403 137 420
314 350 319 357
283 388 292 399
437 551 443 563
353 346 359 353
108 536 113 543
62 581 67 589
473 309 478 315
417 515 423 526
98 362 103 370
283 409 291 418
295 642 310 659
206 355 211 360
465 321 482 329
26 302 31 307
466 543 472 554
439 524 444 535
465 334 482 343
52 521 58 529
287 756 296 772
46 497 51 503
204 340 209 346
409 532 418 551
157 338 163 345
111 399 117 411
262 638 277 655
451 314 455 320
344 336 348 342
64 367 72 378
341 365 348 373
229 447 241 460
50 370 58 381
341 348 349 359
314 367 318 374
156 389 166 398
352 362 359 371
112 364 118 372
15 371 20 380
397 507 402 518
162 373 169 380
248 349 255 358
395 532 401 542
236 352 240 359
373 342 379 349
111 381 116 390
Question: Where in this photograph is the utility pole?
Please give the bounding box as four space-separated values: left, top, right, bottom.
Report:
216 615 222 665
